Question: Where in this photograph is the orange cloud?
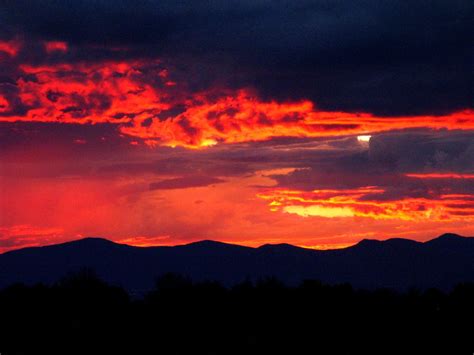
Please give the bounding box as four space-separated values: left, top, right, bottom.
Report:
120 93 474 148
9 61 170 125
1 61 473 148
405 173 474 179
257 188 474 221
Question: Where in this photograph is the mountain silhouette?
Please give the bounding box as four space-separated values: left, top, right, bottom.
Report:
0 234 473 294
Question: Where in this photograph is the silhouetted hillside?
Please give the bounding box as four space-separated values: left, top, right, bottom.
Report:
0 234 473 294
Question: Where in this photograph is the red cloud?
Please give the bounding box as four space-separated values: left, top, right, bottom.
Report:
0 40 21 57
44 41 68 53
1 60 473 148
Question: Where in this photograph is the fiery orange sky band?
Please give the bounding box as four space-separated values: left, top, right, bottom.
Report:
1 40 473 252
0 58 472 148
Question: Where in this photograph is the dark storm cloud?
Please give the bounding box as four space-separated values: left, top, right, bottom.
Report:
0 122 132 153
0 121 263 179
2 0 472 115
368 131 474 172
3 117 473 190
0 122 145 179
99 156 256 178
149 175 225 190
267 131 474 199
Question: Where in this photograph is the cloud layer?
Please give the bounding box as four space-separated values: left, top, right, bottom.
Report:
2 0 472 115
0 1 472 251
0 54 472 148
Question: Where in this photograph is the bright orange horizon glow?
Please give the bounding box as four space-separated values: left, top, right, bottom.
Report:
0 229 358 254
2 169 473 254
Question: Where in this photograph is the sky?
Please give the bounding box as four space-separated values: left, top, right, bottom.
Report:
0 0 473 252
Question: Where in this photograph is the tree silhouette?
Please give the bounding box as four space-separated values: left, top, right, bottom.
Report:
0 271 472 355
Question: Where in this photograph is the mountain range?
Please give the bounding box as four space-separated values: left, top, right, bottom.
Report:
1 233 473 295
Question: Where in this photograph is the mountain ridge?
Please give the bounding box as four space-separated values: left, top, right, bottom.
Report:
3 232 468 256
0 233 472 294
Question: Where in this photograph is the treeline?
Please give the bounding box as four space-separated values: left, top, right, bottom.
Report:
0 270 473 355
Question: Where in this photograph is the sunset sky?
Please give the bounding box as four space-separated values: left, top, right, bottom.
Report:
0 1 473 252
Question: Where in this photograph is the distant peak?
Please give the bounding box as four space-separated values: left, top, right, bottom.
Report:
183 240 236 248
353 238 421 249
426 233 464 244
437 233 463 239
64 237 118 246
258 243 299 250
76 237 114 242
187 239 224 245
355 239 382 247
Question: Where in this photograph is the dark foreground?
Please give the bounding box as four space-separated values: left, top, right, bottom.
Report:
0 271 473 355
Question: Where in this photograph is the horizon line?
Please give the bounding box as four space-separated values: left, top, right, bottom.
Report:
1 232 468 255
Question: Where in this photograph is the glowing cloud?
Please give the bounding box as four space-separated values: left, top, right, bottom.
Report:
44 41 68 53
0 39 21 56
283 205 355 218
405 173 474 179
357 135 371 143
0 60 473 149
257 188 474 221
